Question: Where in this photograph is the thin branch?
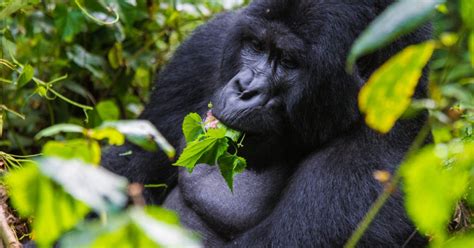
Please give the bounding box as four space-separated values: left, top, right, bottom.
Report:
344 121 431 248
0 187 21 248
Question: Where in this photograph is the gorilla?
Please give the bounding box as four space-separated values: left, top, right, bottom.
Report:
102 0 431 247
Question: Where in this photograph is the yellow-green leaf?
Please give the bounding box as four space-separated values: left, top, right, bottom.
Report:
460 0 474 29
96 100 120 121
43 139 101 165
6 162 90 248
469 32 474 68
89 127 125 146
402 142 474 239
359 41 435 133
17 64 34 88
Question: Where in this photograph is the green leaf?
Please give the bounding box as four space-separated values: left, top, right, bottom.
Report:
35 124 85 139
460 0 474 30
347 0 442 69
96 100 120 121
17 64 34 88
60 207 199 248
217 153 247 190
469 32 474 68
107 42 124 69
173 136 228 171
225 128 241 143
359 41 435 133
443 234 474 248
43 139 101 165
40 157 129 213
182 113 204 143
402 142 474 238
101 120 175 158
5 162 90 248
0 0 28 19
55 6 85 42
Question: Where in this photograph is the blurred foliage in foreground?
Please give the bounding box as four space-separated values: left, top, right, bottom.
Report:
346 0 474 247
0 0 473 247
0 0 244 247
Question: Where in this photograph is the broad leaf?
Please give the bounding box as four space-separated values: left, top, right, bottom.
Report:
96 100 120 121
101 120 175 158
35 124 85 139
347 0 442 69
6 162 90 248
218 153 247 190
402 142 474 238
40 158 129 213
469 32 474 68
460 0 474 30
359 41 435 133
43 139 101 165
182 112 204 143
17 64 34 88
0 0 28 19
60 207 199 248
89 127 125 146
173 135 228 171
54 6 85 42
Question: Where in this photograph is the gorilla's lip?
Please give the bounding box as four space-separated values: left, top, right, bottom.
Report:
211 111 251 134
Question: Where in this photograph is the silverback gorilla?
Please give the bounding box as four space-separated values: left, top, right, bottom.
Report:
102 0 431 247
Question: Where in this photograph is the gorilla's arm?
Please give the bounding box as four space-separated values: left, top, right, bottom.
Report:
227 126 426 247
101 12 236 203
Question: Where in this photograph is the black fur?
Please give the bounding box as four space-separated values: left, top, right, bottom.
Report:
102 0 431 247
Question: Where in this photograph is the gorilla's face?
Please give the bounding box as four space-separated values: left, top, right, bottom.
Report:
212 1 380 148
213 17 306 137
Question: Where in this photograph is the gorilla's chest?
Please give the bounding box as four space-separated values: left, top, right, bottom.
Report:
163 164 290 238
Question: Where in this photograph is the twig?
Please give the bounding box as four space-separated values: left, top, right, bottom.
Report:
344 121 431 248
0 186 21 248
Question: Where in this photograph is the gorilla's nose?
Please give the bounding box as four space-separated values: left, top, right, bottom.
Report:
228 70 268 106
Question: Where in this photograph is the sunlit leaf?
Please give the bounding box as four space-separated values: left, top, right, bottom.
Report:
6 161 90 248
402 142 474 238
60 207 199 248
443 234 474 248
35 124 85 139
101 120 175 158
89 127 125 146
43 139 101 165
347 0 442 68
182 112 203 143
173 134 228 171
0 0 28 19
460 0 474 30
40 158 128 213
17 64 34 88
359 41 435 133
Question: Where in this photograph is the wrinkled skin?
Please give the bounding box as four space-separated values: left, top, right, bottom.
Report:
102 0 431 247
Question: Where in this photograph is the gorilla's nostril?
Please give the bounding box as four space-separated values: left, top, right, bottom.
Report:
240 90 259 100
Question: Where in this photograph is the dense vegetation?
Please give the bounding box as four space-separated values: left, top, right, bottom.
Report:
0 0 473 247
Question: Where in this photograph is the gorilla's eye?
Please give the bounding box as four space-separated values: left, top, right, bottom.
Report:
250 39 264 52
280 56 298 69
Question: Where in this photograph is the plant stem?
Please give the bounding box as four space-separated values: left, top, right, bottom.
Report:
344 121 431 248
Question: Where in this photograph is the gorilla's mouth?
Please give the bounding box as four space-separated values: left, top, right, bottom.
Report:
211 108 277 137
